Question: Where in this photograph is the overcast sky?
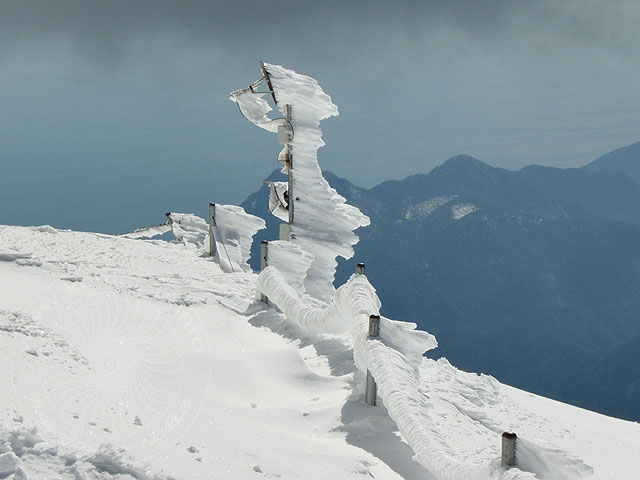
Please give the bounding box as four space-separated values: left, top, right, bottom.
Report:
1 0 639 233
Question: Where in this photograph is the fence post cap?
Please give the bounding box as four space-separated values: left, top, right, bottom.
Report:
502 432 517 439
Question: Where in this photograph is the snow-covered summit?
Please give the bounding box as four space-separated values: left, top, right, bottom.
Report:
1 225 638 479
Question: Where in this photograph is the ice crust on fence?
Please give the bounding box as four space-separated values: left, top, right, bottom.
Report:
257 267 551 480
167 213 208 247
257 267 436 368
229 90 282 133
264 63 370 302
262 241 314 293
211 205 266 273
267 181 289 221
165 209 264 273
232 63 369 302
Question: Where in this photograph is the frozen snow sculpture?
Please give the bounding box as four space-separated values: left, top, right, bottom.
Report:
209 204 266 273
230 62 370 302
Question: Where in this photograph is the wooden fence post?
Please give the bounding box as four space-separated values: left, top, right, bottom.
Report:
356 263 366 275
260 241 269 304
501 432 517 467
365 314 380 406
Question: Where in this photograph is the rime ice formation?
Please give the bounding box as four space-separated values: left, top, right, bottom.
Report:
231 63 370 302
130 207 265 274
209 204 266 273
262 241 314 294
257 266 593 480
267 181 289 222
167 213 209 247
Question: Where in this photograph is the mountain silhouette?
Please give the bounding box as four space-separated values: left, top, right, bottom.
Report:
583 140 640 185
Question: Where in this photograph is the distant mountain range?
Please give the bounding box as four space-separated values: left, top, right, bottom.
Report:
242 141 640 421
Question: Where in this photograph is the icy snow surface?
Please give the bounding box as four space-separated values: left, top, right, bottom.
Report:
2 224 639 480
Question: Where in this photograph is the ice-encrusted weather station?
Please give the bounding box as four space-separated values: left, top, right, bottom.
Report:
230 62 370 303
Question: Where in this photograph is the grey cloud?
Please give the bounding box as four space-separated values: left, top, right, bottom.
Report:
1 0 639 233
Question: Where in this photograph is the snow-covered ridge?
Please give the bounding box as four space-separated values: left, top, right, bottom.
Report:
1 225 637 479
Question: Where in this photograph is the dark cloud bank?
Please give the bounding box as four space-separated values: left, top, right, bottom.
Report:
1 0 638 232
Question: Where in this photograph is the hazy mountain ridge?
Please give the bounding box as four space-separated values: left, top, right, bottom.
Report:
583 140 640 184
242 142 640 421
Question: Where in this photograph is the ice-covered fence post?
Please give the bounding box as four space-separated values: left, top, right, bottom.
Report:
365 314 380 406
285 104 294 226
356 263 366 275
501 432 517 467
279 223 290 241
260 241 269 304
208 203 217 257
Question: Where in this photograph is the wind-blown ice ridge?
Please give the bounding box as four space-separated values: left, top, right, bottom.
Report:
168 206 265 274
237 63 370 302
263 240 314 294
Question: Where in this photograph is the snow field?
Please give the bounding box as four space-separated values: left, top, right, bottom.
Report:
0 226 427 479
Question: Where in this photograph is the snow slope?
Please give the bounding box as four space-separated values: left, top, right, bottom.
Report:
1 225 639 479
